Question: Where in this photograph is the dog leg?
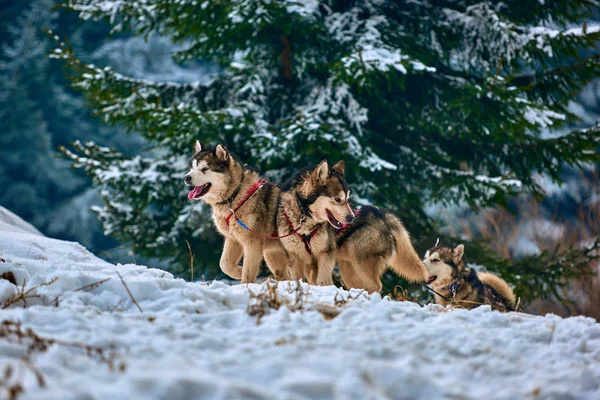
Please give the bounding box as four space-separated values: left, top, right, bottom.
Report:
264 247 290 281
241 240 263 284
315 252 335 286
353 257 385 293
305 259 318 284
339 260 361 290
219 238 243 280
289 256 306 281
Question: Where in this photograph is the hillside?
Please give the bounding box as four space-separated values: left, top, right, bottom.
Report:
0 207 599 399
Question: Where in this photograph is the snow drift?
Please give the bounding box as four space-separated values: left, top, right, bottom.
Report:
0 206 599 400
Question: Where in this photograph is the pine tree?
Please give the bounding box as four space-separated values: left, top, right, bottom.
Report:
52 0 600 300
0 0 141 250
0 0 85 227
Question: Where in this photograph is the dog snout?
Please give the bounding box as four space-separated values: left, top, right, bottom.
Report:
183 175 192 185
346 213 355 224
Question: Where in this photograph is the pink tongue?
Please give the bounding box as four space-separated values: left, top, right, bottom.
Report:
187 185 204 200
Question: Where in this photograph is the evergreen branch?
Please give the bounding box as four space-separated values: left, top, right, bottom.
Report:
508 52 600 102
508 238 600 302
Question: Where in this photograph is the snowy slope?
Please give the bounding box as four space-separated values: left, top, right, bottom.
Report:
0 207 43 237
0 215 599 400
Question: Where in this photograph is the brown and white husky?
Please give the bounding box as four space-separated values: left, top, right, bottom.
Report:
276 160 355 285
184 141 288 283
423 243 516 311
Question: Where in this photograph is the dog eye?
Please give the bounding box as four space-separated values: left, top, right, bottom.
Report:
334 197 341 203
201 167 208 174
431 259 440 263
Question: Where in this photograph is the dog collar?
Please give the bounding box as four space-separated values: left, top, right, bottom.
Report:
441 278 462 294
217 173 245 206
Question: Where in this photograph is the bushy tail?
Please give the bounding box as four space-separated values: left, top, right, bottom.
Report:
479 272 517 310
387 216 428 283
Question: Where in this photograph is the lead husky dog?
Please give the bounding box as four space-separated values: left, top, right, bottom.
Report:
336 206 428 293
184 141 288 283
277 160 355 285
423 243 516 311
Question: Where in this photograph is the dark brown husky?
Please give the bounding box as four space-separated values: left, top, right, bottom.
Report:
183 141 288 283
277 160 355 285
423 243 516 311
336 206 428 293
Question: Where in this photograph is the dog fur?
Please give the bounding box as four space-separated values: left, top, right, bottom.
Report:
276 160 355 286
336 206 428 293
423 243 516 311
184 141 288 283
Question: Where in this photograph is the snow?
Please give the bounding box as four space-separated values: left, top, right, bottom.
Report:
0 207 42 237
1 210 600 399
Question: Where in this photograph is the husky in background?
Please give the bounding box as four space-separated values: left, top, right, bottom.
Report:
336 206 428 293
423 243 516 311
183 141 288 283
277 160 355 285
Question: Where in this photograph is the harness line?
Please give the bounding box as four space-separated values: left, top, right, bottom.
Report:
223 181 304 240
283 210 320 255
420 284 456 305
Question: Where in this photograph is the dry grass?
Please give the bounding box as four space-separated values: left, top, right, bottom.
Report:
185 240 195 282
389 285 422 304
246 279 310 324
2 278 58 310
247 280 370 324
116 271 143 313
246 280 283 324
333 289 368 306
0 320 126 400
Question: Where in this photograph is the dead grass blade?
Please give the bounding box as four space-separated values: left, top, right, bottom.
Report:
0 320 127 399
2 278 59 310
116 271 143 313
185 240 195 282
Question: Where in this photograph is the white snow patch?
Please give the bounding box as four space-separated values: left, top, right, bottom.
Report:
0 214 599 399
0 206 43 236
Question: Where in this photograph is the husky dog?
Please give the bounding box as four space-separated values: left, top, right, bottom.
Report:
423 243 516 311
277 160 355 285
336 206 428 293
183 141 288 283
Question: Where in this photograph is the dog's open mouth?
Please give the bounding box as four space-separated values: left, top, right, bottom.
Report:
187 183 212 200
326 209 344 229
427 275 438 284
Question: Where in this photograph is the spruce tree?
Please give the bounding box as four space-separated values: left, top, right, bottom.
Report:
0 0 84 227
52 0 600 301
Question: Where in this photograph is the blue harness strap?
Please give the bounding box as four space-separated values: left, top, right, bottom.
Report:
236 219 249 230
442 278 462 295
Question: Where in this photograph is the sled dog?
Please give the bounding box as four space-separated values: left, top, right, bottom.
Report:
336 206 428 293
277 160 355 285
423 243 516 311
184 141 288 283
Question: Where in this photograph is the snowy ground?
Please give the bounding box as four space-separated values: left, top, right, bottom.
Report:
1 209 600 400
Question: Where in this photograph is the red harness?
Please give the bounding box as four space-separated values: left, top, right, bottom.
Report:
224 182 303 240
225 181 265 225
283 211 320 255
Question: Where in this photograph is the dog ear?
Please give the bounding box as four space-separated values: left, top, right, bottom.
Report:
452 244 465 265
194 140 202 153
423 250 430 260
312 160 329 184
215 144 229 162
332 160 345 175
